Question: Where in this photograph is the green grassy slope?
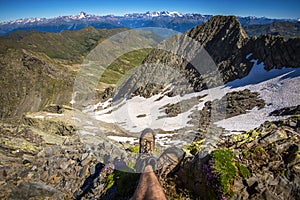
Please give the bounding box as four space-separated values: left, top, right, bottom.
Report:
0 27 131 118
99 49 151 85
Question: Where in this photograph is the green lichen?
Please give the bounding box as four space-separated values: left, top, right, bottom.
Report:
234 130 266 146
182 139 204 155
237 163 250 178
0 138 39 153
20 142 37 152
128 144 160 155
126 160 136 170
242 150 251 157
253 146 267 155
128 145 140 155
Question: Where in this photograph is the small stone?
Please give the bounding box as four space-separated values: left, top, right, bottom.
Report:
63 137 71 145
59 162 69 171
246 177 258 187
81 153 89 161
90 164 96 175
50 175 60 184
41 171 48 182
12 149 20 154
289 120 297 127
37 150 46 158
27 172 34 179
0 181 6 186
81 153 93 166
22 154 34 165
79 165 89 177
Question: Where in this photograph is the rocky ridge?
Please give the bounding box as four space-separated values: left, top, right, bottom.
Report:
115 16 300 100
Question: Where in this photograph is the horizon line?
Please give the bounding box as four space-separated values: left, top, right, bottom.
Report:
1 10 298 23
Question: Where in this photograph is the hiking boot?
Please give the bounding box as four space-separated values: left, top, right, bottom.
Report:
139 128 155 154
156 146 185 179
135 128 156 173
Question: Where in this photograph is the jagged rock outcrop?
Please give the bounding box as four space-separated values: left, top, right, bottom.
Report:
188 89 266 141
246 35 300 70
22 105 77 136
270 105 300 116
173 116 300 200
186 15 252 83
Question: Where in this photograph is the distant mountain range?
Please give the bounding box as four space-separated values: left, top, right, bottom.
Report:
0 11 298 36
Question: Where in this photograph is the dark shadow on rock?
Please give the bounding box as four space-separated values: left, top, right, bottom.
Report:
279 68 300 81
75 162 104 200
225 65 299 89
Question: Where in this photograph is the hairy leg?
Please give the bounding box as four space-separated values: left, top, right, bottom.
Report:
131 165 166 200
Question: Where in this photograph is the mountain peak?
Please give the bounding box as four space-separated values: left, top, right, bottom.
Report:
124 11 183 18
187 15 249 48
78 12 87 18
71 11 89 19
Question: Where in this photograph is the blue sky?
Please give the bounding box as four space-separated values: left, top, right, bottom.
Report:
0 0 299 22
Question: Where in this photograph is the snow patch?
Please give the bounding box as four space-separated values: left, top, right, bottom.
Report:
46 113 64 117
107 136 138 144
34 115 45 119
92 92 201 133
216 61 300 132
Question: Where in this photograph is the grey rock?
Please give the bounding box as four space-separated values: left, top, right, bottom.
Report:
8 181 63 199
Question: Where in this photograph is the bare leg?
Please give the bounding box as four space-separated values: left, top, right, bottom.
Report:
131 165 166 200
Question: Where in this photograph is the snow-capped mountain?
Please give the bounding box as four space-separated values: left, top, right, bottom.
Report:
0 11 297 36
124 11 184 18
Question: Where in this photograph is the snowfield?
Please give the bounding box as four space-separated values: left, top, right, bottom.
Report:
217 60 300 132
83 59 300 145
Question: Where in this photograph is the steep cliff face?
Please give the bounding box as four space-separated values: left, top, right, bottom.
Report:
0 49 74 118
186 16 300 81
114 16 250 99
185 15 253 84
186 15 249 62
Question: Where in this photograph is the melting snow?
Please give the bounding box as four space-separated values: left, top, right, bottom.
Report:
93 93 198 132
106 133 188 147
216 60 300 132
84 59 300 140
34 115 45 119
46 113 64 116
107 136 138 144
